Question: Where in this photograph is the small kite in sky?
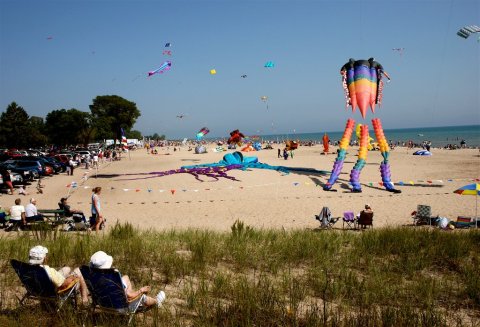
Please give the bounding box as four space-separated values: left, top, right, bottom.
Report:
210 69 217 75
264 61 275 68
241 75 247 78
46 36 53 40
260 96 269 110
392 48 405 55
196 127 210 140
176 114 188 119
163 50 172 56
148 61 172 77
165 42 172 47
457 25 480 40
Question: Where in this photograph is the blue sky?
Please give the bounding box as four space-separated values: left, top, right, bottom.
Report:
0 0 478 139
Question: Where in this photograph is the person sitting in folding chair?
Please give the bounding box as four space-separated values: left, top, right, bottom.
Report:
28 245 89 305
315 206 339 229
89 251 166 309
357 204 374 229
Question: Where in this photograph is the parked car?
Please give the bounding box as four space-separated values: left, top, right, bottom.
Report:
49 157 67 172
4 159 44 176
0 163 36 182
74 151 91 162
44 165 54 176
16 156 62 174
0 172 24 186
54 154 78 167
5 150 24 158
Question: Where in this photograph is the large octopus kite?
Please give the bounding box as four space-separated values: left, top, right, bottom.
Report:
323 58 401 193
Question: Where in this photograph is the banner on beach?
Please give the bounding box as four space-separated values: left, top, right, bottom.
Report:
66 178 479 194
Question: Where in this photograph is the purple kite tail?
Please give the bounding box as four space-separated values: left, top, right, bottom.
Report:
380 162 396 192
350 168 362 192
323 159 345 190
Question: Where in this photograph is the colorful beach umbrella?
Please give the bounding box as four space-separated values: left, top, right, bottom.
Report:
453 183 479 227
453 183 480 196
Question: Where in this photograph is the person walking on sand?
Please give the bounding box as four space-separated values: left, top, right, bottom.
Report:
91 187 104 231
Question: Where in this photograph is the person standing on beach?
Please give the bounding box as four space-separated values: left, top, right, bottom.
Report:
0 167 14 195
91 187 104 231
277 148 281 158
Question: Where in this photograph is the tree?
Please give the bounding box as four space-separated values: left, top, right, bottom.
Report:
145 133 166 140
89 95 141 142
0 102 31 148
45 109 92 146
126 129 142 139
28 116 48 147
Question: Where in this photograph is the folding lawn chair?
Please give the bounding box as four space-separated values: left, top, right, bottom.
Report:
315 207 340 229
80 265 149 326
10 259 78 312
357 211 374 229
412 205 434 226
342 211 356 229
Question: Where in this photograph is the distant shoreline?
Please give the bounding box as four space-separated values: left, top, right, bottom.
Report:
179 124 480 147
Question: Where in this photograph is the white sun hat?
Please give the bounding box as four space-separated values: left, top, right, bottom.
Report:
29 245 48 264
90 251 113 269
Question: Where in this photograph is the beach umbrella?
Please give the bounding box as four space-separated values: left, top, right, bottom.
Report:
453 183 479 227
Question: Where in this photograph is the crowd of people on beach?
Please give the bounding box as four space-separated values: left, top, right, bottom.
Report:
1 185 105 232
0 143 129 232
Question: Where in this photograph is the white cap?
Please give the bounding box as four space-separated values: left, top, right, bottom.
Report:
29 245 48 264
90 251 113 269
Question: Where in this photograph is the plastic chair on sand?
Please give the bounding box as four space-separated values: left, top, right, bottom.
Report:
315 207 339 229
342 211 356 229
80 265 150 326
10 259 79 312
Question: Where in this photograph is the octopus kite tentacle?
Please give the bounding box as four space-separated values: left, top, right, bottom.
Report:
115 165 244 182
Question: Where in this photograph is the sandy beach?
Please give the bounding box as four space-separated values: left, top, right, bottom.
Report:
4 145 479 232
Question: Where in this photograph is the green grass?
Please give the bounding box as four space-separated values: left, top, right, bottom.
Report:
0 222 479 326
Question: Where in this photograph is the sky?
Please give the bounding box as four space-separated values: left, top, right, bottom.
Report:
0 0 479 139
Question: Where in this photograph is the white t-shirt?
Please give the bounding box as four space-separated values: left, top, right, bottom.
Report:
10 205 25 221
25 203 38 217
93 155 98 162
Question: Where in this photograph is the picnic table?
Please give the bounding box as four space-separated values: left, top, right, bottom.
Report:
38 209 66 226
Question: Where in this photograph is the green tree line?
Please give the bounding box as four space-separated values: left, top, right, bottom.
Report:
0 95 148 148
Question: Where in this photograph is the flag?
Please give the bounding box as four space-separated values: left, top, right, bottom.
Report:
121 128 128 150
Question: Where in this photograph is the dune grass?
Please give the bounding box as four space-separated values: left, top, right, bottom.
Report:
0 221 479 326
